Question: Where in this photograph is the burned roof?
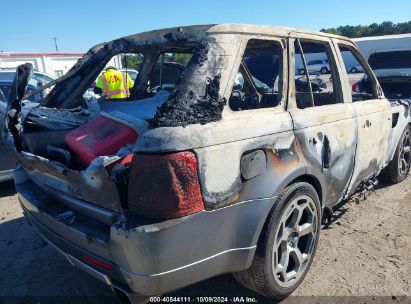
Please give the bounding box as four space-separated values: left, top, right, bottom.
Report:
120 23 352 44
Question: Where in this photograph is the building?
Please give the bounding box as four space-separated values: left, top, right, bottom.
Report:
0 52 123 78
0 52 84 78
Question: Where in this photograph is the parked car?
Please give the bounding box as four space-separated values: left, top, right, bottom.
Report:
5 24 411 303
298 59 330 75
0 69 54 87
348 64 364 73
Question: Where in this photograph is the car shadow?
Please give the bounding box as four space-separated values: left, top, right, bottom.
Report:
322 178 397 229
0 214 277 303
0 180 16 197
167 274 275 303
0 216 121 303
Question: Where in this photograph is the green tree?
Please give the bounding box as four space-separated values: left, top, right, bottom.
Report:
321 20 411 38
121 53 144 70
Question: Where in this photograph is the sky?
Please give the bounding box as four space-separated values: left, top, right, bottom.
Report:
1 0 411 53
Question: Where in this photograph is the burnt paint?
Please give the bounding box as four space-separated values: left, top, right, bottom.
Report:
151 74 226 127
12 149 123 212
290 106 358 206
240 150 267 180
236 142 307 203
42 38 135 109
151 40 227 127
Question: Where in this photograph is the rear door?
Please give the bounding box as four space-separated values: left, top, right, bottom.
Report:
288 35 357 206
335 41 391 195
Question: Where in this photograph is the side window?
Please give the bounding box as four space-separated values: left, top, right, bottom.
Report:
229 39 283 111
147 52 192 95
294 40 341 109
338 45 376 102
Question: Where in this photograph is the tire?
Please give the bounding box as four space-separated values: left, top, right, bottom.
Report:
383 125 411 183
320 67 328 74
350 67 358 73
298 69 305 75
233 182 321 300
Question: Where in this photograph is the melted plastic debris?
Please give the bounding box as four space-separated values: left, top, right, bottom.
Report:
81 155 121 188
86 155 121 171
151 74 226 127
150 40 226 128
163 29 194 42
28 106 91 130
192 40 210 67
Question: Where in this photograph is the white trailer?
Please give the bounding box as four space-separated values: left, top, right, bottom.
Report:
354 33 411 99
353 33 411 61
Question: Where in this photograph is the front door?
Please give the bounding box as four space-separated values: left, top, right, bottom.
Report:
336 43 391 195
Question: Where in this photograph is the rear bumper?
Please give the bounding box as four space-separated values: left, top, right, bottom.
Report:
16 166 275 295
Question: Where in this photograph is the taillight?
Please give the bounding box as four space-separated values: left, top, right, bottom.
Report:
127 151 204 219
352 82 360 93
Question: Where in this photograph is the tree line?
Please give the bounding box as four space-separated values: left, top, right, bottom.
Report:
321 21 411 38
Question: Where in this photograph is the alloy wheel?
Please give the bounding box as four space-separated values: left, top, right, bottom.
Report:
398 129 411 177
272 195 318 288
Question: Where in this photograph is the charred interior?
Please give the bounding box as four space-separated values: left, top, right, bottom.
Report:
5 26 238 221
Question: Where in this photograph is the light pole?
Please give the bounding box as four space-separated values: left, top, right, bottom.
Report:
52 37 59 52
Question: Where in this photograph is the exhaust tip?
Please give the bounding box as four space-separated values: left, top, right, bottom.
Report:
111 286 149 304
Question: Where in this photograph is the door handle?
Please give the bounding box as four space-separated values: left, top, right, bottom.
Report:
323 135 331 169
365 120 372 128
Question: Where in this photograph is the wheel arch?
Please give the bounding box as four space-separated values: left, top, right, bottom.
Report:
254 173 324 249
286 174 323 206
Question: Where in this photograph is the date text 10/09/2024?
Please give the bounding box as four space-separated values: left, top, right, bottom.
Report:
149 297 258 303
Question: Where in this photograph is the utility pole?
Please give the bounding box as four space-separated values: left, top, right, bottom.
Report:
52 37 58 52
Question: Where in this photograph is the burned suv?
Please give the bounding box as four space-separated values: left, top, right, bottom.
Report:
4 24 411 302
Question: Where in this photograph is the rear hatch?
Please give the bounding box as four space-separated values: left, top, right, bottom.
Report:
4 26 225 221
9 92 170 216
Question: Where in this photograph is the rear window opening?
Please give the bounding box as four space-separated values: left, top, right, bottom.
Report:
17 40 225 171
229 39 283 111
7 36 226 218
146 52 192 95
